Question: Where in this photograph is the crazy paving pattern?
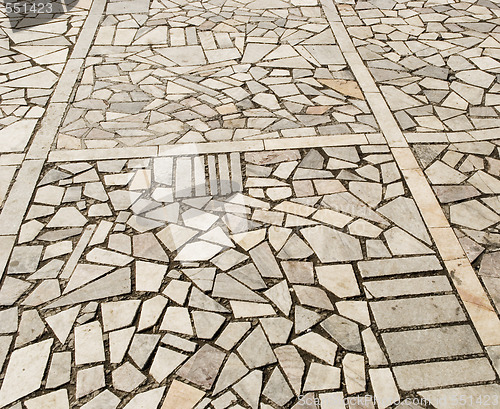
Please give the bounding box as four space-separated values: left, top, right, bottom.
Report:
339 0 500 133
413 140 500 315
0 0 91 153
56 0 379 150
0 146 497 409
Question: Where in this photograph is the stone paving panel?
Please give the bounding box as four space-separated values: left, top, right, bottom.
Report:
412 140 500 316
54 0 380 150
0 144 495 408
339 0 500 135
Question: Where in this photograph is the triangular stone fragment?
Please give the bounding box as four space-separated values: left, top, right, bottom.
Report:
109 327 135 364
321 315 362 352
177 344 226 390
237 326 276 368
277 234 313 259
150 347 188 383
193 311 226 339
228 264 266 290
264 280 292 315
46 305 80 344
128 334 160 369
263 366 294 406
274 345 304 395
294 306 323 334
213 273 265 302
189 287 229 313
182 267 216 292
213 353 249 394
133 233 169 262
233 370 263 409
384 227 433 256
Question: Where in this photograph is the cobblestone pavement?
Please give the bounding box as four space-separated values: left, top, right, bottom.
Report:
0 0 499 408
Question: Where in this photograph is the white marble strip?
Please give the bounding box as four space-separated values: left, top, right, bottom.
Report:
193 155 206 197
60 224 97 280
230 152 242 192
175 157 193 198
218 154 231 195
208 155 218 196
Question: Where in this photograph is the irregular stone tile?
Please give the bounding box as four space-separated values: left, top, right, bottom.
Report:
80 390 120 409
378 197 431 244
233 371 263 409
384 227 433 256
163 280 191 305
303 363 341 392
260 317 293 344
228 264 266 290
45 306 80 344
177 344 226 390
321 314 362 352
133 233 169 262
75 321 105 365
76 365 106 399
274 345 304 395
150 347 188 383
294 306 323 334
16 309 45 347
7 245 43 274
101 300 140 332
302 225 363 262
369 368 399 409
216 322 251 351
122 387 166 409
213 353 248 395
138 295 168 331
112 362 146 392
24 389 69 409
294 285 334 310
161 381 204 409
213 273 265 302
249 242 283 278
0 339 53 408
343 353 366 394
265 280 293 315
450 200 499 230
316 264 360 297
47 207 87 228
109 327 135 364
128 333 161 369
0 307 17 334
237 326 277 368
135 260 167 292
193 311 226 339
263 366 294 406
292 332 338 365
86 248 133 266
46 352 71 389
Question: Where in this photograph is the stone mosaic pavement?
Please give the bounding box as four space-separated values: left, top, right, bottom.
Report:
0 0 499 408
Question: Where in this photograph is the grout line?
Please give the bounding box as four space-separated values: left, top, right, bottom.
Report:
320 0 500 346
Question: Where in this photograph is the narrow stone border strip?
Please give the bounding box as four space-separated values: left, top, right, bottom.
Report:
0 0 106 283
320 0 500 346
47 134 377 162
